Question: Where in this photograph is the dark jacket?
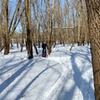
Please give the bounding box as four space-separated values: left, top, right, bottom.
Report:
42 43 47 50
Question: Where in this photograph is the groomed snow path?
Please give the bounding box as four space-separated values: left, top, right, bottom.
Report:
0 44 95 100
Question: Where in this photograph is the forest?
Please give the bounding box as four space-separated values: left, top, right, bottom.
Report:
0 0 100 100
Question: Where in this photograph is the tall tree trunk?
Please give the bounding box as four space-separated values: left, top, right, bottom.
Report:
0 38 1 50
33 43 38 54
3 0 9 55
32 25 38 54
53 19 56 48
25 0 33 59
72 7 75 47
21 24 25 52
11 39 13 48
84 23 88 44
38 24 41 48
58 22 61 44
21 33 24 52
85 0 100 100
58 0 62 44
50 0 55 53
17 39 19 48
0 15 2 49
47 0 50 54
77 9 80 46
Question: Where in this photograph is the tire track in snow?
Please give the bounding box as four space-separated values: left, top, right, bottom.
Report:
37 57 70 100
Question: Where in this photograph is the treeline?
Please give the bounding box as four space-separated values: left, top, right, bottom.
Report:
0 0 89 56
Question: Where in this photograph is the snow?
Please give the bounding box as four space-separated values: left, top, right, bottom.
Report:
0 44 95 100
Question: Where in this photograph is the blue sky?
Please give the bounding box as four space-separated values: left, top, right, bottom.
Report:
8 0 23 33
8 0 73 33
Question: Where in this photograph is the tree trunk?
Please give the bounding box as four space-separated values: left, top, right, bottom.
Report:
11 39 13 48
77 0 82 46
53 16 56 48
21 24 25 52
77 12 80 46
33 43 38 54
32 25 38 55
21 34 24 52
4 0 9 55
84 24 88 44
53 32 56 48
85 0 100 100
0 15 2 49
17 39 19 48
47 0 50 54
72 7 75 47
0 39 1 49
25 0 33 59
50 0 55 53
38 24 40 48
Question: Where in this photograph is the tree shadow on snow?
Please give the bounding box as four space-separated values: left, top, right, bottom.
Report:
0 59 34 94
70 52 95 100
14 61 59 100
57 51 95 100
0 58 42 100
0 59 26 75
0 56 15 71
0 58 59 100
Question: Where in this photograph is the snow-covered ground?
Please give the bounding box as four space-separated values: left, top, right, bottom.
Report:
0 44 95 100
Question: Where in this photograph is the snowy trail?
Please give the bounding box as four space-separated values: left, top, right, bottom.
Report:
38 57 70 100
0 44 95 100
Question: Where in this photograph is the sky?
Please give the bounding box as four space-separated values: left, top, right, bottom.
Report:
8 0 74 33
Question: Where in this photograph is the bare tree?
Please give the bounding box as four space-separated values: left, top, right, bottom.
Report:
20 10 25 52
0 14 2 49
24 0 33 59
85 0 100 100
32 0 43 48
47 0 51 54
50 0 55 53
3 0 9 54
0 0 25 53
